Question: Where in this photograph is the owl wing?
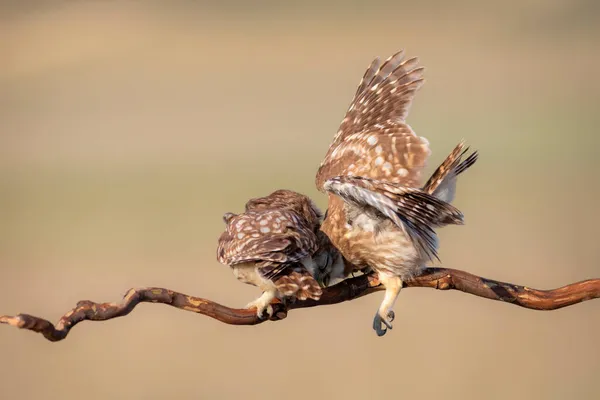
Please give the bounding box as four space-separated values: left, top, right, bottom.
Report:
216 209 322 300
315 50 429 189
323 176 464 261
315 50 463 262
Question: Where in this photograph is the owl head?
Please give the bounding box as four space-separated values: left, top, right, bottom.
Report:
243 189 323 230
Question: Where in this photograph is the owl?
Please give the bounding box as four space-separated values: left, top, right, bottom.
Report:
314 50 478 335
216 189 345 318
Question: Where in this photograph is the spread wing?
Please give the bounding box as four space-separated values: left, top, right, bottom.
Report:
315 50 467 262
216 209 322 300
316 50 430 190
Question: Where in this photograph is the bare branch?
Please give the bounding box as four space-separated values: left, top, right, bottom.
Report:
2 267 599 342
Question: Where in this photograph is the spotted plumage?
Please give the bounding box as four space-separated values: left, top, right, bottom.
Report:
217 190 344 317
315 50 478 335
324 176 464 262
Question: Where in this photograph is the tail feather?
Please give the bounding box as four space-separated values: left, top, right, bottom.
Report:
454 151 478 176
274 269 322 301
423 141 478 203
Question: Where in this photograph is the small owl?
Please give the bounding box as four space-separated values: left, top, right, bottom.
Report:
217 189 344 318
315 50 478 335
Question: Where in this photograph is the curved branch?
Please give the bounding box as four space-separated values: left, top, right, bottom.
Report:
1 267 599 342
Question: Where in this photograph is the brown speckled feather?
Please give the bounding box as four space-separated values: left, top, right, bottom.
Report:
244 189 323 226
217 210 317 277
312 49 477 335
316 51 429 190
423 141 478 201
324 176 463 261
217 190 323 300
316 49 467 276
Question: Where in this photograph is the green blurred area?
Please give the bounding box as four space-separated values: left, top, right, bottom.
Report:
0 2 599 399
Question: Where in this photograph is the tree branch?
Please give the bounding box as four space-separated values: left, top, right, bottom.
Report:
1 267 598 342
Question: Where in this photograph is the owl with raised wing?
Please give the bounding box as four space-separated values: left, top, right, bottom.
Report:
315 50 478 335
216 189 345 318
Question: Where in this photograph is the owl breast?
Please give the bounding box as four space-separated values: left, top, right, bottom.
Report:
232 263 275 291
323 202 427 280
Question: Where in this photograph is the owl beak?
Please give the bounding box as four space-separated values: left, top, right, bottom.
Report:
316 274 330 288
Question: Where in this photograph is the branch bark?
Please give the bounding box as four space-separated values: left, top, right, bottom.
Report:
1 267 599 342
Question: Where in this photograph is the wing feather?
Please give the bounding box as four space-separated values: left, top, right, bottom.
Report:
316 49 429 191
216 208 321 289
273 268 323 300
217 210 317 265
323 176 463 261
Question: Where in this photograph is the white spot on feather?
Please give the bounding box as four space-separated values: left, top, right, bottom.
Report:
397 168 408 177
367 135 378 146
375 156 384 166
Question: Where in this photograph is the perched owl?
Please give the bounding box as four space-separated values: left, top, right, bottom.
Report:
217 189 344 318
315 50 478 335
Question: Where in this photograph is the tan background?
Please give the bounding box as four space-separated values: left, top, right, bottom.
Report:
1 1 599 399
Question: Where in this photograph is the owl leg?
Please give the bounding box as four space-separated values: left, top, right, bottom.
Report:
245 289 277 319
372 274 402 336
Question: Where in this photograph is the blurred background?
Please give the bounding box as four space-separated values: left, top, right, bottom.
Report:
1 1 599 399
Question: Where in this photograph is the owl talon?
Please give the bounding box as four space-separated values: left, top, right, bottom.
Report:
373 309 394 336
245 302 273 319
245 294 275 319
387 310 395 323
259 304 274 319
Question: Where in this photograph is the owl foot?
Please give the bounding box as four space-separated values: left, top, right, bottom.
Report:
245 299 273 319
372 309 395 337
373 274 402 336
245 291 276 319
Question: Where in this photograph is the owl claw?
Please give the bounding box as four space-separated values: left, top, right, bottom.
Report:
258 304 274 319
373 309 395 336
245 301 273 319
387 310 395 323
